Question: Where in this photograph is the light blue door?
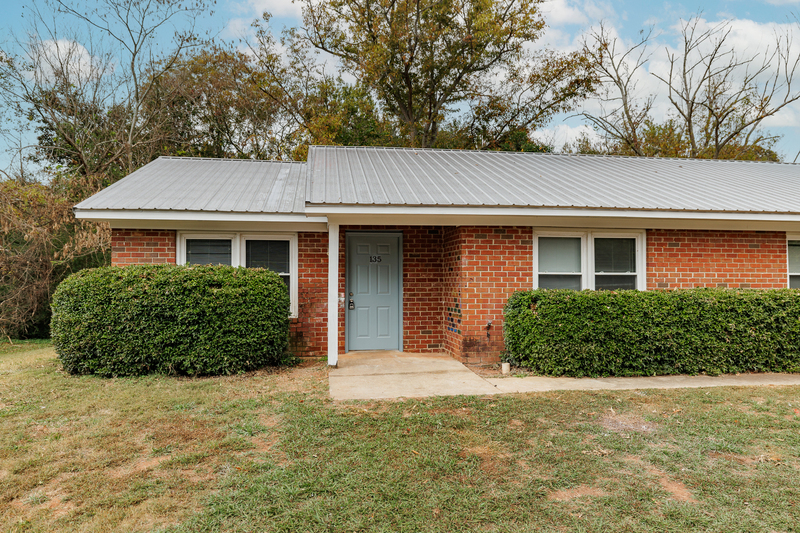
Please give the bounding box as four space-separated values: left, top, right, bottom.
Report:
346 233 401 351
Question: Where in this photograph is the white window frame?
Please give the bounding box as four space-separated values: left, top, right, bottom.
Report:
787 234 800 289
177 232 298 317
241 233 298 317
177 233 238 267
533 231 588 290
534 229 647 291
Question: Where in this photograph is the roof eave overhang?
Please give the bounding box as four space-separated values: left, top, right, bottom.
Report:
74 208 329 232
307 204 800 231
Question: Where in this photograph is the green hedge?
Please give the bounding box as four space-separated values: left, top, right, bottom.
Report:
51 265 292 377
504 289 800 377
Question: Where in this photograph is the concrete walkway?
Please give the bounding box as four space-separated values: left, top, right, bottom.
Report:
329 351 800 400
329 351 498 400
486 372 800 394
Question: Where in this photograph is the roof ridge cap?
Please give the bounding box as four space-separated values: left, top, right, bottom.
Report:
158 155 307 164
307 146 795 165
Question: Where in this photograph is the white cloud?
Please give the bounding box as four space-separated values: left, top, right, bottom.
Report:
540 0 616 27
30 39 104 84
246 0 302 18
533 123 600 150
223 0 304 41
540 0 589 26
223 17 253 40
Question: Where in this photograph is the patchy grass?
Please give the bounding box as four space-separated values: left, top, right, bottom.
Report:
0 342 326 532
2 343 800 532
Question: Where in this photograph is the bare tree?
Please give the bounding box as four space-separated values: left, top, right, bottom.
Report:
583 17 798 160
0 0 212 180
655 17 798 159
581 24 655 156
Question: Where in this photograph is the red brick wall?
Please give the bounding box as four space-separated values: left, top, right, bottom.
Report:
402 228 445 351
337 226 445 354
442 227 464 358
110 230 176 265
647 230 787 289
109 227 792 364
452 227 533 365
292 232 328 357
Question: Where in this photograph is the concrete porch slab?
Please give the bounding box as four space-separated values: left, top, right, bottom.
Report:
329 351 499 400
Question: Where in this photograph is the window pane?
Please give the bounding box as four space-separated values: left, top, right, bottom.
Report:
539 274 582 290
246 240 290 273
186 239 231 265
595 238 636 273
789 241 800 272
595 274 637 290
539 237 581 273
791 275 800 289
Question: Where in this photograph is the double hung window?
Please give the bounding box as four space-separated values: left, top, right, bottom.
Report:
178 232 298 316
534 231 645 291
789 238 800 288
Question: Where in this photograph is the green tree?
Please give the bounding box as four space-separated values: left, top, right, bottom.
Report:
255 0 597 149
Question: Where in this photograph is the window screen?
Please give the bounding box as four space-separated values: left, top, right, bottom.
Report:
538 237 582 289
246 240 290 289
185 239 232 265
789 241 800 288
594 238 636 290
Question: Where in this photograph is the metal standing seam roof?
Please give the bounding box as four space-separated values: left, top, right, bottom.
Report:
75 156 308 214
76 147 800 216
306 145 800 214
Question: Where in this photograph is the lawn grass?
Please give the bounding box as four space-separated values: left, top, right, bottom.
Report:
2 343 800 532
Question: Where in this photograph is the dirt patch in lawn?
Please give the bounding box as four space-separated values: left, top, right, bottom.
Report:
624 455 697 503
549 485 607 501
109 455 171 479
708 451 757 465
460 442 511 477
601 411 657 434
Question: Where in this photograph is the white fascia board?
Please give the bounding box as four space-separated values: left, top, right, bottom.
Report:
306 204 800 221
74 209 329 232
75 209 327 223
313 206 800 231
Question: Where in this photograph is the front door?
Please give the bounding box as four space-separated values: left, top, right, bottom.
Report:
346 233 402 351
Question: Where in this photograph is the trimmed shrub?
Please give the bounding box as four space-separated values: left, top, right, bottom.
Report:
51 264 292 377
504 288 800 377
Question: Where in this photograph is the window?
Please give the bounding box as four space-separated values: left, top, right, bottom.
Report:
537 235 585 290
185 238 232 265
178 232 298 316
242 236 294 294
789 238 800 288
594 237 637 290
534 230 646 291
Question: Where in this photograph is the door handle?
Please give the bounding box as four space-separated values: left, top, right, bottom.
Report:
348 299 355 310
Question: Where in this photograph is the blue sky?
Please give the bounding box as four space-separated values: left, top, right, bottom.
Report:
2 0 800 170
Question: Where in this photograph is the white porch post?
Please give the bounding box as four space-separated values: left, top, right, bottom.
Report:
327 222 340 366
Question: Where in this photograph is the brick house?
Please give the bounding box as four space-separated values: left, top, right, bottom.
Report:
75 146 800 366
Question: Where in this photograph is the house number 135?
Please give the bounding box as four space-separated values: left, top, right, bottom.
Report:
369 256 382 263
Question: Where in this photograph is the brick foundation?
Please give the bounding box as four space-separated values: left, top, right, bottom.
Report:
647 230 787 289
111 230 176 265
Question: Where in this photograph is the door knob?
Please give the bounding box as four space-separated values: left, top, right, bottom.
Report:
348 299 355 310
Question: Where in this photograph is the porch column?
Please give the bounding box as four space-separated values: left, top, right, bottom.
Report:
327 222 340 366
